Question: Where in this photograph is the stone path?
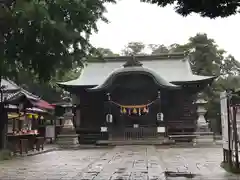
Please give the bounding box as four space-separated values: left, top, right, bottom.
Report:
156 147 239 180
0 146 239 180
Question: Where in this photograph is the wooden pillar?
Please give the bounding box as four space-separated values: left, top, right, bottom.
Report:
75 108 81 127
72 94 81 128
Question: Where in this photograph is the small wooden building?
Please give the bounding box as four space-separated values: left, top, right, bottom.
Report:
59 53 216 143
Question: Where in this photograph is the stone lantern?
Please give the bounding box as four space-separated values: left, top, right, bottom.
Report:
56 95 79 148
196 98 209 132
194 97 214 145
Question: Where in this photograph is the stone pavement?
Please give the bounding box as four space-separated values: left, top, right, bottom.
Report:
156 147 240 180
0 145 239 180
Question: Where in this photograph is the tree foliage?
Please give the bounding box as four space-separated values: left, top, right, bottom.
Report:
141 0 240 18
11 65 81 103
122 42 146 55
94 47 119 57
0 0 115 81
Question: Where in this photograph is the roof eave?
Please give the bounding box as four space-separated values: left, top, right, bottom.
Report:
171 76 217 84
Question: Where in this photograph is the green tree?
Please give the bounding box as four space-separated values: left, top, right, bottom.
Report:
122 42 146 55
141 0 240 18
0 0 115 150
14 67 81 103
149 44 169 54
0 0 115 81
96 48 119 57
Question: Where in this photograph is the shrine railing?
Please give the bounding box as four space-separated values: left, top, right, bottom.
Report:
111 126 158 140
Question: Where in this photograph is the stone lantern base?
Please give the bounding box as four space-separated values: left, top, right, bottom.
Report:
56 119 79 149
194 125 214 146
193 132 214 146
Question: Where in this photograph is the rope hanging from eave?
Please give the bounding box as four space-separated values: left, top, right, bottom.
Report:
109 98 160 116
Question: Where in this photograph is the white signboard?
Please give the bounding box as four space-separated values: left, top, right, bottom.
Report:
220 91 230 150
45 125 55 139
157 127 165 133
133 124 139 128
100 127 108 132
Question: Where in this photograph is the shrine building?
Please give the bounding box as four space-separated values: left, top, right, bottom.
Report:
58 53 216 144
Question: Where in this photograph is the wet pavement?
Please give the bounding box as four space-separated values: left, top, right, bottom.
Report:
0 145 239 180
156 147 239 180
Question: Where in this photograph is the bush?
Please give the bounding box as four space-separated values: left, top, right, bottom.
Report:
0 149 12 160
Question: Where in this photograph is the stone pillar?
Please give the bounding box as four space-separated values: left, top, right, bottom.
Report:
194 98 214 145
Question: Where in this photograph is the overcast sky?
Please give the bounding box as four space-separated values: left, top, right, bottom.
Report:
90 0 240 59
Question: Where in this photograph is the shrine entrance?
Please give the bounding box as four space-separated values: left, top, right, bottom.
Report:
88 56 180 142
105 73 163 140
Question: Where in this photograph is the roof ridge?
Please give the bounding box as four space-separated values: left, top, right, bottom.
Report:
20 88 40 99
88 53 188 62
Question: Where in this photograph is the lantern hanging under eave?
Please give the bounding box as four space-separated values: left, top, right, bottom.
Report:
40 116 44 120
132 108 137 114
143 106 149 113
34 114 39 119
138 108 141 116
106 114 113 123
120 107 127 114
157 112 164 121
27 114 33 119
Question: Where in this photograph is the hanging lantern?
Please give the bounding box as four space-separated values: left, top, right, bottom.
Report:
143 106 149 113
157 112 164 121
146 107 149 113
106 114 113 123
143 107 147 113
27 114 33 119
133 108 137 114
128 108 131 115
34 114 39 119
40 116 44 120
122 108 127 114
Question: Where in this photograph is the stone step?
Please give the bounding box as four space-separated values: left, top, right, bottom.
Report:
56 134 79 149
96 139 174 145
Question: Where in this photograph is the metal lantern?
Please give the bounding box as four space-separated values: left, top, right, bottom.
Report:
106 114 113 123
157 112 164 121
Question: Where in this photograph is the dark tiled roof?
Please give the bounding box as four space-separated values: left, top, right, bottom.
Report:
0 79 39 103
